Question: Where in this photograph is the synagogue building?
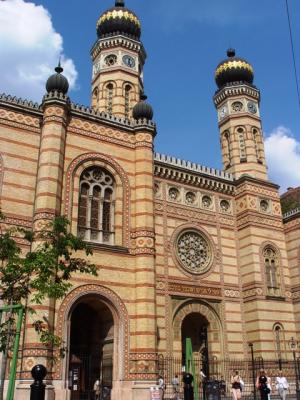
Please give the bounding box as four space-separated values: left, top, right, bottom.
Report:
1 1 300 400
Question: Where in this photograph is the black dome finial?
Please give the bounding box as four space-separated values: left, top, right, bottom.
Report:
133 91 154 121
46 62 69 94
55 58 63 74
227 48 236 58
115 0 125 6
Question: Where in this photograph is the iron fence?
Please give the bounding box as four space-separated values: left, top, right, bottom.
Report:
157 355 300 400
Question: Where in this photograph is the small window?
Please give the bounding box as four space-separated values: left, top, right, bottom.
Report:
78 167 115 245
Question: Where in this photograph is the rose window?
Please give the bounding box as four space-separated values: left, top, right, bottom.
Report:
177 230 211 274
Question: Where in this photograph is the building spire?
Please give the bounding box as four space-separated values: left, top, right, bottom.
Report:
115 0 125 6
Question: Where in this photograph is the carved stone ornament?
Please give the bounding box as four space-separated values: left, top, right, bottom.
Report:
176 230 211 274
186 191 196 204
220 199 230 212
202 195 212 209
260 199 269 212
169 187 180 201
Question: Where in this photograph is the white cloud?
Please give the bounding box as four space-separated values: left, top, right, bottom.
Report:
265 126 300 192
0 0 78 102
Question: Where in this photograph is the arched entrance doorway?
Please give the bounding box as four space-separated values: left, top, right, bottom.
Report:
181 313 209 377
68 294 114 400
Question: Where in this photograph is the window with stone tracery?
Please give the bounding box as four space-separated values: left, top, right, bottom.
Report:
106 83 114 115
124 84 132 119
252 128 263 163
263 246 281 296
176 230 212 275
78 167 115 244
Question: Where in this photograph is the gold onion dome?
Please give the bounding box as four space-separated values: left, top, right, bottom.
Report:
97 0 141 40
215 48 254 89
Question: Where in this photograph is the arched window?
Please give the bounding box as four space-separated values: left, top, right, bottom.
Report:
273 324 286 361
106 83 114 115
252 129 260 161
124 84 132 119
92 88 98 109
263 246 280 295
78 167 115 244
223 131 231 168
237 127 247 161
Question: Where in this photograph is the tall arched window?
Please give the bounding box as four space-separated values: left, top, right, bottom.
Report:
78 167 115 244
273 324 286 361
223 131 231 168
124 84 132 119
252 128 264 163
92 88 98 109
263 246 280 295
106 83 114 115
237 127 247 161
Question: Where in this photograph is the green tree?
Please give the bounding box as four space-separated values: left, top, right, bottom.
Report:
0 213 97 399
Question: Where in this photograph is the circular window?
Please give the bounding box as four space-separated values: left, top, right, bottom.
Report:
176 230 212 274
105 54 117 66
231 101 243 112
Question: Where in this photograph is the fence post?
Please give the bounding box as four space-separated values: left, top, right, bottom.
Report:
248 343 257 400
30 365 47 400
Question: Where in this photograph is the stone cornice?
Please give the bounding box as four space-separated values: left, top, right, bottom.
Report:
213 83 260 107
154 153 235 194
0 93 42 117
90 35 147 64
70 102 156 134
235 175 279 191
283 208 300 222
0 92 156 134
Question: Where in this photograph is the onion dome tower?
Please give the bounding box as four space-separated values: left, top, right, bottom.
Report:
46 62 69 94
213 49 267 181
91 0 146 118
215 48 254 89
133 93 153 121
96 0 141 40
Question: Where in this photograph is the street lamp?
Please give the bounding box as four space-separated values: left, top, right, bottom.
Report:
248 343 257 400
289 337 300 400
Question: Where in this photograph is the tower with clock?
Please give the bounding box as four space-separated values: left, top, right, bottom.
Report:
91 0 146 118
213 49 267 181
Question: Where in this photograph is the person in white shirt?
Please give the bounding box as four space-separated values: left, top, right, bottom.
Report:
158 375 165 400
275 370 289 400
171 375 179 399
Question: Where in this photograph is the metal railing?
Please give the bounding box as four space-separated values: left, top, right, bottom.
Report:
157 356 300 400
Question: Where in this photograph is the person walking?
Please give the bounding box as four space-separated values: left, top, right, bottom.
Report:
275 370 289 400
158 374 165 400
93 379 101 400
231 370 242 400
256 370 270 400
171 374 180 400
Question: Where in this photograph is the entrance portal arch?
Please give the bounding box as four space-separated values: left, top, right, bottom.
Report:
173 301 223 360
54 284 129 400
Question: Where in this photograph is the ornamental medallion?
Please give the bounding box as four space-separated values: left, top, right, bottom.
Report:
176 230 211 274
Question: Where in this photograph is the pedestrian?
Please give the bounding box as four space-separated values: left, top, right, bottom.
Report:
93 379 101 400
158 374 165 400
275 370 289 400
256 369 270 400
171 374 180 400
231 370 242 400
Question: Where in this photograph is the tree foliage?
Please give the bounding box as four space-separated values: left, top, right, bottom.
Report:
0 213 97 352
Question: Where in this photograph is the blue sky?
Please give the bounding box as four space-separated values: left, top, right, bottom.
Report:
1 0 300 191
